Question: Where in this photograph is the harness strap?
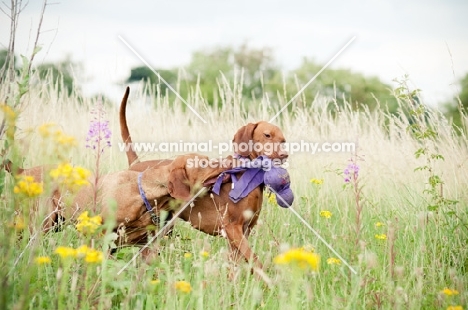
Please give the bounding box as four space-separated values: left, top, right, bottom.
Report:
137 172 160 226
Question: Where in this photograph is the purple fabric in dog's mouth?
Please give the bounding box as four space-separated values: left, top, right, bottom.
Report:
212 156 294 208
263 166 294 208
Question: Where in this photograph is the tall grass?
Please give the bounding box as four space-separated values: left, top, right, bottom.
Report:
1 73 467 309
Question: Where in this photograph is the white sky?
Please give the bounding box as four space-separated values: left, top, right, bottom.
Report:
1 0 468 107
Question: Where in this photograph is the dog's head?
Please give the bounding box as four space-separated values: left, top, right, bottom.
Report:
167 154 232 202
232 121 288 162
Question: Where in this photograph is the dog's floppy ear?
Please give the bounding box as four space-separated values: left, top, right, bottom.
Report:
167 155 198 201
232 123 258 157
167 165 191 202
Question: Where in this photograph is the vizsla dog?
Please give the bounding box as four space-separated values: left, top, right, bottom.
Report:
4 154 229 247
119 87 289 270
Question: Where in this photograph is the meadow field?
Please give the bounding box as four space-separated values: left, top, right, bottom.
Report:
1 78 467 310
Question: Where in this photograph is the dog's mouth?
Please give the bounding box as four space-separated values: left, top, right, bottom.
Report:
265 153 288 163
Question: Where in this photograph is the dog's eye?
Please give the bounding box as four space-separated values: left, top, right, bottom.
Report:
264 133 271 139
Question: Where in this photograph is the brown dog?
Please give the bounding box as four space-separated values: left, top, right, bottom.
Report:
4 154 229 247
71 153 230 246
119 87 288 270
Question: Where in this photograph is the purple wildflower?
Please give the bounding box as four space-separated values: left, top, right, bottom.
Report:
344 162 359 183
86 119 112 152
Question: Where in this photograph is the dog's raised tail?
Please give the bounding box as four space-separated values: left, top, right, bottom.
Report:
119 87 140 166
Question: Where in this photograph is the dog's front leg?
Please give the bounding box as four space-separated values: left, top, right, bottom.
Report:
224 223 263 270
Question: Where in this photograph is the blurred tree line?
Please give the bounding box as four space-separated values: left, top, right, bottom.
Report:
1 46 466 125
126 44 400 113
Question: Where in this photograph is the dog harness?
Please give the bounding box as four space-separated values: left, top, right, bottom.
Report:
137 172 160 226
212 156 294 208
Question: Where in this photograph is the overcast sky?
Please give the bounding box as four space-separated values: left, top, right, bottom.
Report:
2 0 468 107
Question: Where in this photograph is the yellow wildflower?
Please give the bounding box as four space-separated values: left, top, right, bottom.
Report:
54 245 103 263
50 163 90 192
274 248 320 271
174 281 192 293
13 175 43 197
35 256 52 264
441 288 459 296
1 104 17 119
310 178 324 185
0 104 18 139
150 279 161 285
10 215 26 231
319 210 332 219
327 257 341 265
55 246 77 259
75 245 90 258
375 234 387 240
75 244 103 263
200 251 209 258
38 123 76 146
267 193 276 204
184 253 192 259
84 248 103 264
375 222 385 227
55 131 77 147
38 123 56 137
75 211 102 234
446 306 463 310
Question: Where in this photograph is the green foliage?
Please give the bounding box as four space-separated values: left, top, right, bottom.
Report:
127 44 278 105
444 72 468 129
396 75 466 278
185 44 277 103
458 73 468 109
125 44 397 112
34 56 78 96
0 45 37 310
396 76 448 211
127 66 179 96
0 49 18 77
0 49 78 97
289 58 398 112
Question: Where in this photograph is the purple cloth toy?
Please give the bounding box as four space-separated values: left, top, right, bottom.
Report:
212 156 294 208
263 166 294 208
